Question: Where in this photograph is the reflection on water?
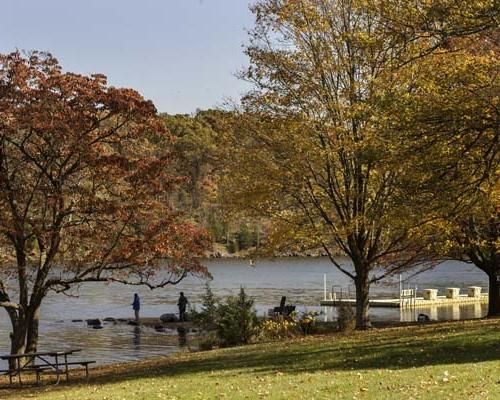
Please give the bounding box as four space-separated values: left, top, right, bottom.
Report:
177 327 188 347
132 326 141 349
0 321 185 369
399 302 487 322
0 257 490 366
319 302 488 323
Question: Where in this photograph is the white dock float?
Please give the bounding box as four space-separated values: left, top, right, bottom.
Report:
468 286 482 298
320 294 488 308
445 288 460 299
423 289 438 300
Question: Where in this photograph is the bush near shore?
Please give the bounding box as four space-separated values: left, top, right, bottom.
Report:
1 318 499 400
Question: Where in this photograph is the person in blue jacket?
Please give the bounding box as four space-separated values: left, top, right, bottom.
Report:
132 293 140 322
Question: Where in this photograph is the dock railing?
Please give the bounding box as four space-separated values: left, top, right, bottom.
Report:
330 285 356 302
400 288 416 308
399 280 418 321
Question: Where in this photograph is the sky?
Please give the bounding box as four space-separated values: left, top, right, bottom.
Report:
0 0 254 114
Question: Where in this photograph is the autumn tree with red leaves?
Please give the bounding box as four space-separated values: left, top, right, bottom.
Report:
0 51 210 359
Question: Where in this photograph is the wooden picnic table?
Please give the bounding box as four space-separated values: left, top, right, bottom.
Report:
0 349 94 385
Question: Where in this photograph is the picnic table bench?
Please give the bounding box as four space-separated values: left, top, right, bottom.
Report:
269 296 296 317
0 349 95 386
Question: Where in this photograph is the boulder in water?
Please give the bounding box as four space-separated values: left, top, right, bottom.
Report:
417 314 430 322
160 313 178 323
86 319 102 326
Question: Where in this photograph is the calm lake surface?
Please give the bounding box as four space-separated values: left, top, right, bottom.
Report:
0 257 489 367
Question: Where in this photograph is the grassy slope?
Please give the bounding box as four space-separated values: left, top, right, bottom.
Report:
2 319 499 400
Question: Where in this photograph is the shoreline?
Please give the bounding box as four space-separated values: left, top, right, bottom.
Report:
204 243 335 259
61 313 491 333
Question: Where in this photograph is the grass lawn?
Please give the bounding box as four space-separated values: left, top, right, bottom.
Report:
1 318 499 400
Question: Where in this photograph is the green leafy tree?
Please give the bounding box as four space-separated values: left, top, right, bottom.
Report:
217 287 257 346
192 282 219 330
160 112 219 211
237 224 257 250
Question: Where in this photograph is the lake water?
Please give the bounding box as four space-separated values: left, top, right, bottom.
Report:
0 257 489 367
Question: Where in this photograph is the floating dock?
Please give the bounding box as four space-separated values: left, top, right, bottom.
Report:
320 294 488 308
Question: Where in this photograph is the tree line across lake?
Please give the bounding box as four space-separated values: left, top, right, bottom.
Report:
0 0 498 361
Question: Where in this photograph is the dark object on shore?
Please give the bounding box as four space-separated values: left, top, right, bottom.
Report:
72 319 83 323
127 320 139 326
283 305 296 315
92 325 104 329
160 313 179 323
272 296 296 316
86 319 102 326
117 318 128 322
103 317 116 322
273 296 287 314
418 313 430 322
154 325 165 332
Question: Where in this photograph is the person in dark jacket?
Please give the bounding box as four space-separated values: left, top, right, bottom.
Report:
132 293 140 322
177 292 188 322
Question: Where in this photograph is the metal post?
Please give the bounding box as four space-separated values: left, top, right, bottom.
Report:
414 285 417 321
65 354 69 381
399 274 402 308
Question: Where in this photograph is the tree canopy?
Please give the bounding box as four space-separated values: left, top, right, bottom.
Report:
218 0 499 325
220 0 444 328
382 29 499 315
0 51 210 357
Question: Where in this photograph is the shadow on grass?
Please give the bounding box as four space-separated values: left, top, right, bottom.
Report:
1 319 499 397
156 321 500 376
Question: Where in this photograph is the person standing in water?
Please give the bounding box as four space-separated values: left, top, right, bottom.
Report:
177 292 188 322
132 293 140 323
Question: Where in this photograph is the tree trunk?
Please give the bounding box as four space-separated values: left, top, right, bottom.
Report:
354 274 371 329
8 320 26 370
6 304 42 368
26 305 41 354
488 272 500 317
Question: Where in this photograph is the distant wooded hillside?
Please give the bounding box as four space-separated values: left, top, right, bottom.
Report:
160 111 266 256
